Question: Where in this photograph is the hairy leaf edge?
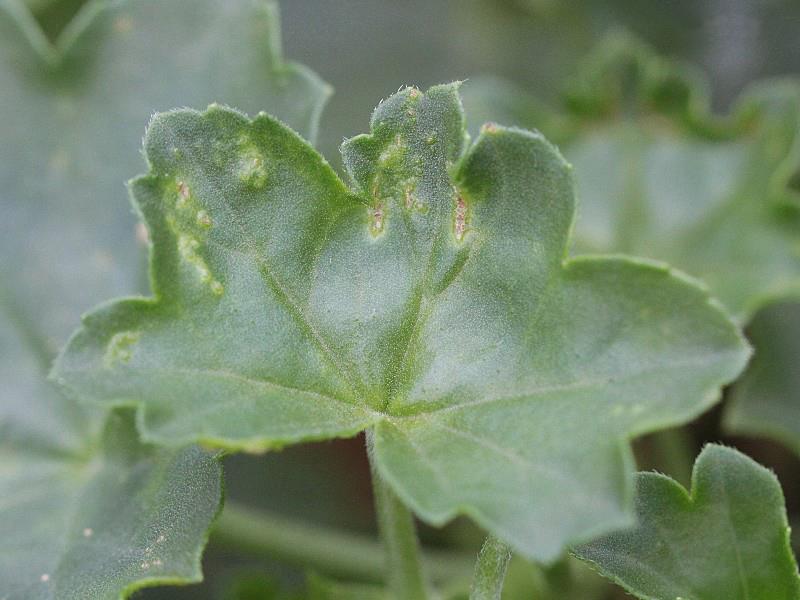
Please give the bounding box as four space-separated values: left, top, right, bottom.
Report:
571 443 800 600
370 256 751 563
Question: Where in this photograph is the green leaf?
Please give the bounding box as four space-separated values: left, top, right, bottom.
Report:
306 573 388 600
574 444 800 600
221 571 283 600
724 302 800 455
0 0 330 352
462 35 800 322
54 83 749 561
0 306 223 599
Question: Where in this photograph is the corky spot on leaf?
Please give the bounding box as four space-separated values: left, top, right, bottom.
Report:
575 445 800 600
54 84 749 561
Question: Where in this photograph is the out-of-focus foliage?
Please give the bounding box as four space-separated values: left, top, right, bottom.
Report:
462 33 800 465
0 0 329 352
726 303 800 455
0 307 223 599
463 35 800 322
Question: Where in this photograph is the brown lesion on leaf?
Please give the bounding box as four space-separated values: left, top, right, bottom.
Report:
370 203 385 236
454 193 468 241
176 180 190 207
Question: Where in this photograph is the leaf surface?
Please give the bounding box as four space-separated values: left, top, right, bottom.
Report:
54 84 749 561
0 0 330 352
575 444 800 600
0 305 223 599
462 36 800 322
464 36 800 467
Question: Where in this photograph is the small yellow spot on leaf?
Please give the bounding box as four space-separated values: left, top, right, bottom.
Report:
104 330 141 368
196 210 212 228
238 145 268 188
404 187 414 209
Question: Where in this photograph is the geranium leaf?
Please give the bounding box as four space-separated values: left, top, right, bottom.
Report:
574 444 800 600
0 0 330 352
54 84 749 561
724 302 800 455
0 307 223 599
462 34 800 322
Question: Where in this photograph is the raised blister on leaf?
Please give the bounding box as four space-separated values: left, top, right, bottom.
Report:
54 83 748 561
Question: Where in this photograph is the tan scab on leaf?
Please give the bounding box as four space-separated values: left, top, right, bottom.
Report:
176 181 190 207
454 194 467 241
370 203 385 236
237 138 268 188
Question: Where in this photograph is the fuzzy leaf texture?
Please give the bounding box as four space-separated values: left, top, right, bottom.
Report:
575 445 800 600
462 34 800 323
54 83 749 562
0 0 330 353
0 304 223 599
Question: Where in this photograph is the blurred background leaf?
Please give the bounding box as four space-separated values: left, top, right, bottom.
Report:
0 0 329 353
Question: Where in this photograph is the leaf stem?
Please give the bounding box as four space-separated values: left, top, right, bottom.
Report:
211 502 469 585
469 535 513 600
367 430 431 599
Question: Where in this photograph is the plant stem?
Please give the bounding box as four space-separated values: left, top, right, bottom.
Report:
367 430 431 599
469 535 513 600
212 502 470 584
